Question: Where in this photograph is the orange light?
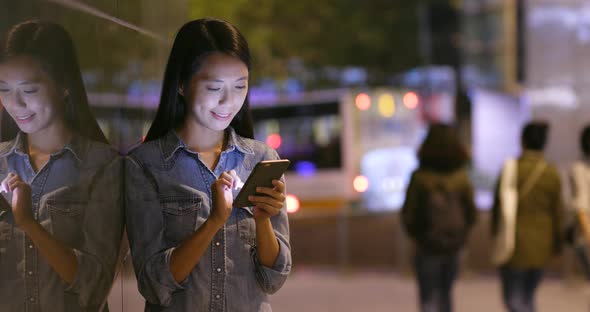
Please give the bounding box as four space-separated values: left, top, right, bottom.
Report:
355 93 371 111
266 134 282 149
353 175 369 193
403 92 419 109
286 194 300 213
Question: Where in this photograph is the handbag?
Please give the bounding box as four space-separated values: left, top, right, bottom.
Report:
492 159 547 265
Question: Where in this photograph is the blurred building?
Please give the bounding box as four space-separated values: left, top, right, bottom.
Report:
463 0 590 170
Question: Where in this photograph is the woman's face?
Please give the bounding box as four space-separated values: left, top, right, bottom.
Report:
181 52 249 133
0 56 65 135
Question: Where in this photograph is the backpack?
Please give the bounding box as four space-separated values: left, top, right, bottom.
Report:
419 176 467 253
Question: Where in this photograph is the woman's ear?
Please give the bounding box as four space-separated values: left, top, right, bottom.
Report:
178 85 185 96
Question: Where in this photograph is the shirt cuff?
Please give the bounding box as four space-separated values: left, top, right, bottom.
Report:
151 247 190 291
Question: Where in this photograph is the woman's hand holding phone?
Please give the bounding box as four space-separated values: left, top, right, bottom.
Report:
249 179 286 221
249 179 286 268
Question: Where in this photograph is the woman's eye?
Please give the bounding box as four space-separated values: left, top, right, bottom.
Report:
206 87 221 91
235 85 247 90
23 89 38 94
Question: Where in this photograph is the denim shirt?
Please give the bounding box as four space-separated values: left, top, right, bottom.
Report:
0 132 124 312
125 128 291 312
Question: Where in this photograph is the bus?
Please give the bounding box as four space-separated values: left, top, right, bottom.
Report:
248 87 454 213
88 87 455 214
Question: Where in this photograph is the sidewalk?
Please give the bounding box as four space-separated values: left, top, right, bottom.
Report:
108 265 589 311
270 269 589 312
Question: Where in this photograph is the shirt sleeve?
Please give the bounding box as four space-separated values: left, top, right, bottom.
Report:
252 148 292 294
65 156 125 309
401 171 420 238
124 156 189 307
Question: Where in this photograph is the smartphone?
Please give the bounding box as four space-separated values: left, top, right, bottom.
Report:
0 193 10 212
233 159 290 208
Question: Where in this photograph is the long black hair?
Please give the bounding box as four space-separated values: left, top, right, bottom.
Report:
145 18 254 141
417 123 470 172
0 20 108 143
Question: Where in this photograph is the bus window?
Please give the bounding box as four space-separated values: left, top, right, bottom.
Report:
252 101 341 174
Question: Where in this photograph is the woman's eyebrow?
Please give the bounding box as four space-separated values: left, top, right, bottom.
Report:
18 81 40 85
0 79 41 84
203 76 248 82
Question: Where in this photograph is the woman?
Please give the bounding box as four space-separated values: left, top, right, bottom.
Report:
566 124 590 280
0 20 123 311
125 18 291 311
401 123 477 312
491 121 562 312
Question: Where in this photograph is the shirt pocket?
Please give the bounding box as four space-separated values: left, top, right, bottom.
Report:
0 210 11 241
237 208 256 246
0 211 13 255
0 213 17 281
46 200 85 248
161 196 201 244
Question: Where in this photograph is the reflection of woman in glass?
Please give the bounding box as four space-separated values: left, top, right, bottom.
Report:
0 20 123 311
125 18 291 311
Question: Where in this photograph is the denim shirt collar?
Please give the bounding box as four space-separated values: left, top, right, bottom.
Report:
0 131 87 162
160 127 254 162
226 127 255 155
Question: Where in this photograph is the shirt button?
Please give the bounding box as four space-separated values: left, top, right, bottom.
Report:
215 242 220 246
216 268 222 273
28 271 33 276
28 245 33 249
29 297 34 302
215 294 221 299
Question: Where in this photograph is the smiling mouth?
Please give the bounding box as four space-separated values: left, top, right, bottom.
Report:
15 114 35 123
212 112 231 119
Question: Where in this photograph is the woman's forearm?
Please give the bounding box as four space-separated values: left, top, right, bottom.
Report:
22 221 78 284
255 218 279 267
170 219 222 282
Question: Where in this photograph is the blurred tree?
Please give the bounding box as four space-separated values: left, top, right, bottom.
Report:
0 0 188 92
0 1 455 90
190 0 421 88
